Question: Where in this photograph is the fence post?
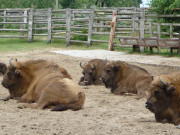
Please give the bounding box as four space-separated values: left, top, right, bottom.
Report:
3 10 6 28
157 23 161 52
140 8 145 53
170 23 173 38
132 7 136 37
66 8 71 46
20 10 27 36
87 7 95 47
47 8 52 43
108 10 117 51
28 8 34 42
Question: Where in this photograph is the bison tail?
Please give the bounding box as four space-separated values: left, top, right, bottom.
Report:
51 92 85 111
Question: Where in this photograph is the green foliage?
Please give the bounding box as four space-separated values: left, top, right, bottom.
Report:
72 29 88 41
59 0 142 9
150 0 180 32
0 0 55 8
98 0 142 7
0 0 143 9
151 0 180 14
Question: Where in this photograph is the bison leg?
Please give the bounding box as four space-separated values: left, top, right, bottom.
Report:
94 79 103 85
113 87 129 95
1 96 11 101
136 81 150 99
17 102 46 110
17 93 33 103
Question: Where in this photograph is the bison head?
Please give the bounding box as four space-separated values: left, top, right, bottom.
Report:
101 61 120 90
145 76 175 122
79 62 96 85
0 62 7 75
0 59 22 90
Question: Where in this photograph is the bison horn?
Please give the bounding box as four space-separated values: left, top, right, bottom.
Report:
80 62 83 69
9 58 16 69
92 63 96 70
159 76 167 87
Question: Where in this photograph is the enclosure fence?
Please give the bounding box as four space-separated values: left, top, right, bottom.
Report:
0 7 180 53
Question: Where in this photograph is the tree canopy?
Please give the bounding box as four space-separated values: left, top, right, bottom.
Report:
0 0 142 9
150 0 180 14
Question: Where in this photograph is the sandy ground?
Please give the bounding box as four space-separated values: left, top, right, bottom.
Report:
0 49 180 135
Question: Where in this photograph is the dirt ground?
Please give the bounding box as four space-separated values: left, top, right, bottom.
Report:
0 49 180 135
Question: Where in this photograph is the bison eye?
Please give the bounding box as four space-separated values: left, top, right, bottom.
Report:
82 72 85 75
154 90 160 96
7 72 12 78
106 70 111 73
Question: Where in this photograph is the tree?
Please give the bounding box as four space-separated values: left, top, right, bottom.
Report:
150 0 180 14
150 0 180 32
95 0 142 7
0 0 55 9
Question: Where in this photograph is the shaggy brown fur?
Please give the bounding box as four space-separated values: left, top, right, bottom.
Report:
78 59 107 86
0 59 85 111
101 61 152 99
146 72 180 125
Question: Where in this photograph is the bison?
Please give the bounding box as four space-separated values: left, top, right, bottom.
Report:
146 72 180 125
78 59 107 86
0 59 85 111
101 61 152 99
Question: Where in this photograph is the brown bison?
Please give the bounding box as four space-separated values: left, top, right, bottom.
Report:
146 72 180 125
78 59 107 86
101 61 152 98
0 59 85 111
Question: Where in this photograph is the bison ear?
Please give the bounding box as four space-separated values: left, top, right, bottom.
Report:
0 63 7 75
167 85 176 95
15 70 21 77
151 76 154 80
114 65 120 71
92 64 96 70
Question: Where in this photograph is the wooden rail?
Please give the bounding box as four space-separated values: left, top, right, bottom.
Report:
0 7 179 54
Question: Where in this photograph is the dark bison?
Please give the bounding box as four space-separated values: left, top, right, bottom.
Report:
101 61 152 99
0 59 85 111
78 59 107 86
146 72 180 125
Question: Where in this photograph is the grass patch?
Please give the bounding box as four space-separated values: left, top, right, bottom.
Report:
0 36 179 58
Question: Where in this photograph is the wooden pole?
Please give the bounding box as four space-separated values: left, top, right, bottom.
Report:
178 30 180 55
157 23 161 53
47 8 52 43
108 10 117 51
66 8 71 47
140 8 145 53
28 8 34 42
3 10 6 28
87 6 95 47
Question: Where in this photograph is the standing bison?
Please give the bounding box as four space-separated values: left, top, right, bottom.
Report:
78 59 107 86
0 59 85 111
101 61 152 99
146 72 180 125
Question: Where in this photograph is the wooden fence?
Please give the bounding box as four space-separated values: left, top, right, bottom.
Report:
0 7 179 53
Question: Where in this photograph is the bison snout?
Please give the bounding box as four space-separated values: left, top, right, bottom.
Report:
101 77 105 83
1 81 7 88
84 80 89 85
145 101 153 111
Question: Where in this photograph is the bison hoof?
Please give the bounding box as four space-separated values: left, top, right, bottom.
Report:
1 98 9 101
17 103 27 109
78 82 87 86
176 125 180 129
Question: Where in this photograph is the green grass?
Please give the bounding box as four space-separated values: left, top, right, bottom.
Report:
0 36 179 58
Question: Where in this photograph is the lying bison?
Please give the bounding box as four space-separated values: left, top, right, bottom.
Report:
0 59 85 111
146 72 180 125
101 61 152 98
78 59 107 86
